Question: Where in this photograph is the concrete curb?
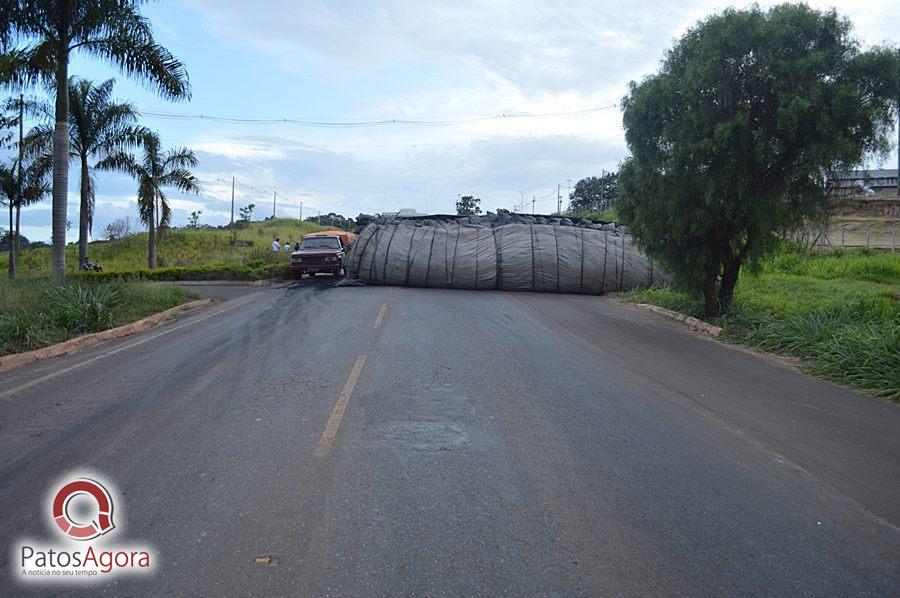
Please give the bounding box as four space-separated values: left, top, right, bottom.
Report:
0 299 214 374
632 303 723 337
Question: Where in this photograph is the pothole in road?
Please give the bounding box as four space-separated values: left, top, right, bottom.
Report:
382 421 470 451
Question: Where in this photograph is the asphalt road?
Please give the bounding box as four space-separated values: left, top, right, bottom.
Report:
1 281 898 596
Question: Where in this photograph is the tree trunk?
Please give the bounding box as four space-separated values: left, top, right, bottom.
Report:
717 257 742 314
50 17 70 279
148 200 157 268
7 203 13 279
702 255 721 318
78 154 90 264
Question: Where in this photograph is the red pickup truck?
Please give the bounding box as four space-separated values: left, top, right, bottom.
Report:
290 234 345 278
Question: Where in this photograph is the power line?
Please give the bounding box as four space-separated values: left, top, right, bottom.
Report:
140 105 617 128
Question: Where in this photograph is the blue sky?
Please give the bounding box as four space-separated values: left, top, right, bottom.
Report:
7 0 899 243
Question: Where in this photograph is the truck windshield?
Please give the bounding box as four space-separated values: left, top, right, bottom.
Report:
301 237 341 249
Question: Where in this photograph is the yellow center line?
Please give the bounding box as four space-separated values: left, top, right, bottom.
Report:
315 354 367 458
373 302 390 329
0 292 263 401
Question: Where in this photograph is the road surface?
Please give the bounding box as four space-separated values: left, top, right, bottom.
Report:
1 282 898 596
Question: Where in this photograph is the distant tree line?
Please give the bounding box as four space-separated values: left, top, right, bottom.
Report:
305 212 356 230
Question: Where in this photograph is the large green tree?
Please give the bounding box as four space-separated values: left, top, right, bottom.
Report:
618 3 898 317
98 131 198 268
30 77 146 264
456 195 481 216
569 173 617 213
0 0 190 277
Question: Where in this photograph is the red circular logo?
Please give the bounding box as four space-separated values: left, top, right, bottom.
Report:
52 478 115 541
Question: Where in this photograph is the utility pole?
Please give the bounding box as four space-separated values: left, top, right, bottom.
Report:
299 201 303 221
557 184 562 215
567 178 571 212
532 195 536 214
230 177 235 225
272 189 277 218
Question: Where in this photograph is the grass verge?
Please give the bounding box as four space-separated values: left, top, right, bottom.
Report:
0 279 197 356
616 248 900 400
73 261 289 282
0 218 326 277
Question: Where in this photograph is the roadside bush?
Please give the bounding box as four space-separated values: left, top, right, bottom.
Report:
617 248 900 400
0 280 191 356
45 283 117 333
0 309 57 353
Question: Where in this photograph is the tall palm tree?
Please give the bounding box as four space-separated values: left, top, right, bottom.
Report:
30 77 146 264
99 131 198 268
0 1 190 278
0 127 51 277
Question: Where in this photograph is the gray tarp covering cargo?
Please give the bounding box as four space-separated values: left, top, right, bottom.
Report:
347 216 669 294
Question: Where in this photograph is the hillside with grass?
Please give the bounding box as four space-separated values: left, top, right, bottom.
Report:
618 247 900 399
1 218 328 277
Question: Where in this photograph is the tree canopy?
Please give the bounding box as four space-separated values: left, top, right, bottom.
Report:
569 173 617 213
618 3 899 316
29 77 147 262
98 130 198 268
456 195 481 216
0 0 191 277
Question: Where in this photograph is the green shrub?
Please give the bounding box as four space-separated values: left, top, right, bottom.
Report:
617 248 900 399
45 283 118 333
0 279 191 356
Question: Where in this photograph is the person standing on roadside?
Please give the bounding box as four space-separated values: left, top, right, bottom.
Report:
272 238 280 253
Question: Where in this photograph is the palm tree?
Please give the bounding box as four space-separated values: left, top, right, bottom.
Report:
30 77 146 264
0 1 190 278
99 131 198 268
0 127 51 277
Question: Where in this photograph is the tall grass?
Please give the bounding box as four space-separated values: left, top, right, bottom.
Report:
0 280 194 355
618 248 900 400
0 218 326 277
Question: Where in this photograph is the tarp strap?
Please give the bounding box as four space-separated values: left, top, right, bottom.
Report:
367 226 382 283
404 226 420 286
424 227 437 285
619 234 626 291
449 224 462 288
381 224 399 284
494 227 502 288
444 224 451 287
530 225 536 292
553 226 560 293
473 227 479 286
579 227 585 293
350 225 376 277
600 232 608 294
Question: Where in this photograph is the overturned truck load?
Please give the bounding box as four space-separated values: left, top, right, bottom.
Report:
346 213 670 294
